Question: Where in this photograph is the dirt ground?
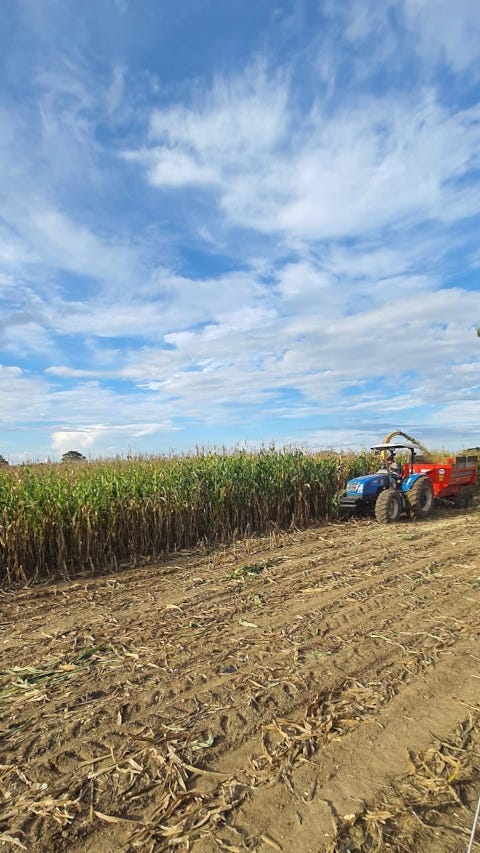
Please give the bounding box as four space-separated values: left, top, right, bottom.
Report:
1 503 480 853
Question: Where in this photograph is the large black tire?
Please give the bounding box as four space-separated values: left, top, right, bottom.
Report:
454 485 476 509
464 485 477 507
375 489 402 523
407 477 434 518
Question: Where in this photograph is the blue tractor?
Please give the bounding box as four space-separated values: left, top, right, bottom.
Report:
338 441 434 523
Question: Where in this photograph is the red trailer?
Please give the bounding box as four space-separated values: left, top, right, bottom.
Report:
403 455 477 507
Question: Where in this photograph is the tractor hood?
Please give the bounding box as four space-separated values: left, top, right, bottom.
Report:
345 473 390 496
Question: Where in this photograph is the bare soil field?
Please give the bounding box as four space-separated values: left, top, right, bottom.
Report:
1 504 480 852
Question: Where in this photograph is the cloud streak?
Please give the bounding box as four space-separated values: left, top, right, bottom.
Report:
129 75 480 243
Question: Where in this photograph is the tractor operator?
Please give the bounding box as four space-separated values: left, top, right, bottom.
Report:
377 452 402 487
387 453 401 485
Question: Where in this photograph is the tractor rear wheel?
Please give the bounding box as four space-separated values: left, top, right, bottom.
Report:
407 477 434 518
375 489 402 523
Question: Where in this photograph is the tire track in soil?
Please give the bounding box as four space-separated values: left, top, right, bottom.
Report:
330 710 480 853
213 648 480 853
0 505 479 851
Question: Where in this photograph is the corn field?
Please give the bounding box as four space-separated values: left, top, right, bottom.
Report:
0 449 374 585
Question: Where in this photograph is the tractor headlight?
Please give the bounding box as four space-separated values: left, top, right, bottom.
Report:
348 482 364 494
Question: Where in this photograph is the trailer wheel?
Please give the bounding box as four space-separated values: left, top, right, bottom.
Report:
464 485 477 507
375 489 402 523
407 477 434 518
455 485 476 509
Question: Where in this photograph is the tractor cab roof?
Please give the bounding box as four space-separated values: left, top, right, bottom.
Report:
370 442 416 452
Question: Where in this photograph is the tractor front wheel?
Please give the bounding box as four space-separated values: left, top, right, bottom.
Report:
407 477 434 518
375 489 402 524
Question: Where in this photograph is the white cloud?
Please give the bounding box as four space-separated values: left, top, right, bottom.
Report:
121 63 288 192
125 147 218 188
45 268 271 339
14 204 139 286
0 227 35 267
322 0 480 77
0 54 149 296
45 366 106 378
2 321 55 358
105 64 126 116
343 1 397 43
51 421 176 456
129 67 480 242
0 365 47 425
107 270 479 436
403 0 480 71
149 63 288 161
51 429 97 453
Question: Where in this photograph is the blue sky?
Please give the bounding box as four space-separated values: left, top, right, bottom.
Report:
1 0 479 461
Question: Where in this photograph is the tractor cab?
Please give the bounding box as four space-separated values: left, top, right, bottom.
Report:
369 441 417 487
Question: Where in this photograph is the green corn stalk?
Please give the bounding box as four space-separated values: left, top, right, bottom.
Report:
0 448 378 585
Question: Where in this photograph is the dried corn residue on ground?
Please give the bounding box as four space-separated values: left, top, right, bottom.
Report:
1 503 480 852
